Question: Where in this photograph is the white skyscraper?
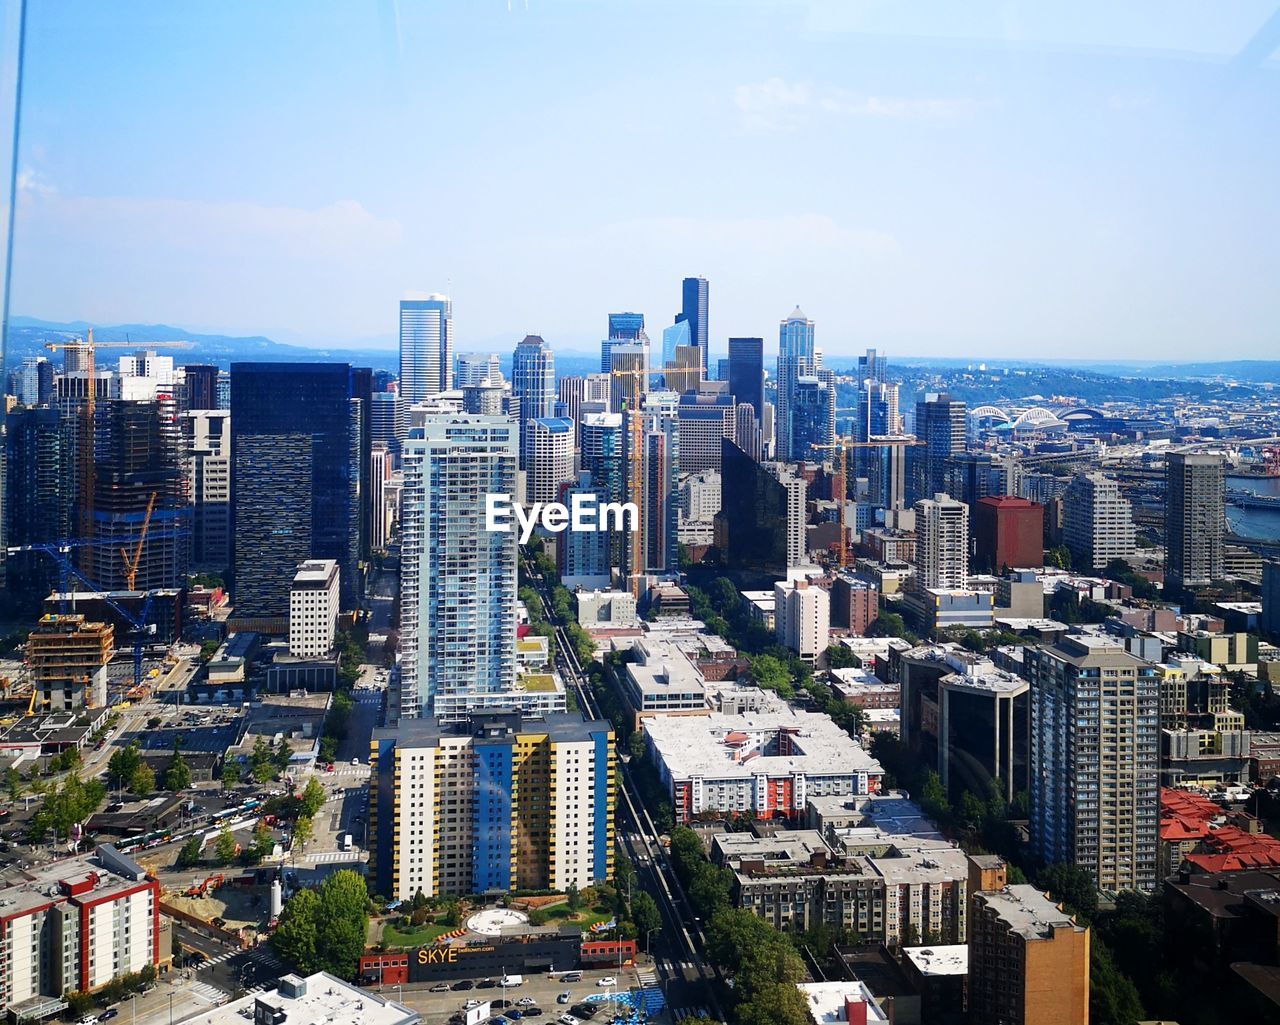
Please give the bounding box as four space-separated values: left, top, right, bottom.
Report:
399 294 453 402
456 352 502 388
1062 472 1135 570
523 417 575 505
398 415 519 721
915 492 970 588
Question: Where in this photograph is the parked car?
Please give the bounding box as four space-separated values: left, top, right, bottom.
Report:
452 980 475 991
429 983 449 992
99 1012 119 1022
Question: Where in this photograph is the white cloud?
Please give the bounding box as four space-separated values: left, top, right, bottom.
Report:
735 76 979 131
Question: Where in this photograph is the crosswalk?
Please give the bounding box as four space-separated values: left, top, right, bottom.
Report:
188 981 228 1003
307 850 363 864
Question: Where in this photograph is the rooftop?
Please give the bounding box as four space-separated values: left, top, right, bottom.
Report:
174 972 419 1025
975 885 1083 940
292 559 338 587
903 944 969 977
643 708 882 781
796 980 889 1024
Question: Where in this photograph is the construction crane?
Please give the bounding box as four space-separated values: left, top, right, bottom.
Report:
7 528 187 692
43 331 193 569
119 492 157 591
607 365 670 597
811 436 924 568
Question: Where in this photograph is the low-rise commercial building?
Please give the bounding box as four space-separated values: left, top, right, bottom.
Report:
183 972 420 1025
643 709 882 824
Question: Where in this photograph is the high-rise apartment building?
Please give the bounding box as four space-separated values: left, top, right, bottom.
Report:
511 334 556 469
230 363 358 617
1165 452 1225 591
289 559 339 658
370 711 614 900
776 307 815 462
27 613 114 710
398 416 518 721
733 403 763 462
183 409 231 572
774 579 830 663
676 392 735 473
790 371 836 461
559 471 613 586
182 364 219 411
727 336 764 428
642 424 679 575
1062 472 1135 570
912 393 966 503
1026 636 1159 892
914 493 970 588
523 417 574 505
678 276 709 372
370 443 394 552
969 886 1090 1025
370 390 408 458
399 294 453 402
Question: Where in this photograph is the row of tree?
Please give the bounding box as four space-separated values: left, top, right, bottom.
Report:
273 870 372 978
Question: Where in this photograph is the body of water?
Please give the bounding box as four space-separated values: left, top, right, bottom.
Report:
1227 475 1280 541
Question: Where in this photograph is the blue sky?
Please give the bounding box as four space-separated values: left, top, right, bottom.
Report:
8 1 1280 359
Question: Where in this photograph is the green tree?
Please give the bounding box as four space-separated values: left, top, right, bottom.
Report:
299 777 327 818
736 983 810 1025
825 644 856 669
566 882 581 911
249 737 277 783
176 835 202 870
130 763 156 797
165 748 192 792
273 887 320 972
293 815 314 852
689 864 733 919
309 870 371 978
631 891 661 947
748 654 794 698
27 774 106 842
215 825 238 864
4 767 22 801
1090 937 1145 1025
628 731 646 762
108 743 142 790
1038 863 1099 923
221 760 240 790
871 610 907 638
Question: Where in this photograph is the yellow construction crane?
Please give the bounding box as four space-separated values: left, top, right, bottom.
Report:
43 332 193 568
812 435 924 568
120 491 157 591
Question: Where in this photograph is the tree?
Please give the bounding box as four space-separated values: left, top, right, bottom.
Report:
251 821 275 861
249 737 277 784
27 774 106 842
566 881 581 911
215 825 238 864
825 644 856 669
1090 937 1145 1025
689 864 733 919
631 891 661 947
628 732 646 762
130 763 156 797
4 767 22 801
165 748 192 792
299 777 327 818
221 760 241 790
309 870 371 978
108 744 142 790
871 610 907 638
273 887 320 973
1038 863 1099 923
735 983 810 1025
293 815 314 853
176 835 202 870
749 655 794 698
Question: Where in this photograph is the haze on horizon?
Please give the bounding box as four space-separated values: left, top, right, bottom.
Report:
8 1 1280 360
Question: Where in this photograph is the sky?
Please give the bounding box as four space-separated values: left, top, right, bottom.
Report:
6 0 1280 360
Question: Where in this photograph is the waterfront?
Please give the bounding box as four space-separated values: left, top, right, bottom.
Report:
1228 475 1280 540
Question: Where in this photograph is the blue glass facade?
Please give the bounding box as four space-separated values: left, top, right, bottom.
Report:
472 740 514 893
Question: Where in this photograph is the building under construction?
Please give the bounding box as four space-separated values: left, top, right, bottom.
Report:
26 614 115 711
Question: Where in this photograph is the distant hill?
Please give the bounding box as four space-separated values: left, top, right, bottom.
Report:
6 317 399 373
1139 360 1280 383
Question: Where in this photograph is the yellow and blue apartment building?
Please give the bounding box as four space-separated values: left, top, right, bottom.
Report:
370 710 614 900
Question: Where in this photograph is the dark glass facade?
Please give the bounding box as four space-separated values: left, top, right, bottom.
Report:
183 365 219 410
727 337 764 425
230 362 357 616
715 438 789 587
4 406 70 600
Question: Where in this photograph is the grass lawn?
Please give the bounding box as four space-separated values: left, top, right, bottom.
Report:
540 902 615 932
381 918 454 948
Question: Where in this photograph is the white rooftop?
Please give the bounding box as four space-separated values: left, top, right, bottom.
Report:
976 885 1084 940
797 981 889 1024
644 708 882 781
903 944 969 977
175 972 419 1025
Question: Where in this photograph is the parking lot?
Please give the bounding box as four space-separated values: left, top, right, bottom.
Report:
395 966 646 1025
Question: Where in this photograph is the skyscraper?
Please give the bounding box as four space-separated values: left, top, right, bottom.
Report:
607 311 645 340
727 337 764 428
559 471 613 585
183 409 231 573
230 363 359 616
661 320 691 376
678 276 709 372
182 365 219 411
398 415 518 721
857 347 887 386
714 439 806 587
1062 472 1135 570
776 307 815 462
351 366 374 562
511 334 556 469
1165 452 1225 591
789 371 835 461
642 423 679 574
399 294 453 402
4 406 69 599
675 392 735 473
455 352 501 388
914 493 970 588
608 343 649 417
912 393 967 503
523 417 575 505
1027 636 1159 892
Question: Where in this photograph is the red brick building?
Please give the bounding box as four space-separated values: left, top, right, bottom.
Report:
973 497 1044 574
831 576 879 636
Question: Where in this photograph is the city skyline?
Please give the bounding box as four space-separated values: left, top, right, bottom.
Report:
7 3 1279 359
